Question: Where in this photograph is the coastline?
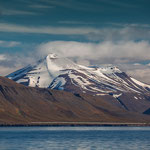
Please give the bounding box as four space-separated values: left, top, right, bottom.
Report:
0 122 150 127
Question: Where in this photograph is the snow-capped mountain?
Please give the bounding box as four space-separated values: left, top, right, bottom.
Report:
7 53 150 96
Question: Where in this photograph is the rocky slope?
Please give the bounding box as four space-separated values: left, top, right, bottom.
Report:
0 77 150 124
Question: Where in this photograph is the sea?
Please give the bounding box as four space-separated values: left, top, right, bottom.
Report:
0 126 150 150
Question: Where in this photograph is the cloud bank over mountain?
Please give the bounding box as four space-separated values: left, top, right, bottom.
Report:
1 40 150 84
37 40 150 64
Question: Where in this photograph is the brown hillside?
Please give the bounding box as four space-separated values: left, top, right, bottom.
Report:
0 77 150 124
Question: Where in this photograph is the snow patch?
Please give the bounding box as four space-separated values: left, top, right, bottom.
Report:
50 77 66 90
96 93 107 96
131 78 150 89
47 53 58 59
134 96 138 100
113 93 122 98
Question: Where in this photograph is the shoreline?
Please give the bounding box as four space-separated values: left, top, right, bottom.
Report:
0 122 150 127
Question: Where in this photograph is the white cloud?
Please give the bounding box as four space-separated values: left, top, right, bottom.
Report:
87 26 150 41
0 40 21 47
37 40 150 63
0 23 98 35
0 66 20 76
133 63 141 66
1 9 37 16
58 20 94 25
0 23 150 42
127 68 150 84
0 54 22 76
36 40 150 84
0 54 36 76
116 63 150 84
29 4 54 9
1 39 150 84
0 54 6 61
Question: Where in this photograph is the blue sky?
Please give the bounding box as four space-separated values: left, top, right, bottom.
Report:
0 0 150 48
0 0 150 83
0 0 150 50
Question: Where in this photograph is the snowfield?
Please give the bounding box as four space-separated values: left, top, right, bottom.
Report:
7 53 150 96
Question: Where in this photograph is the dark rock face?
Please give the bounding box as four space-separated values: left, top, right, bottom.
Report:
143 108 150 115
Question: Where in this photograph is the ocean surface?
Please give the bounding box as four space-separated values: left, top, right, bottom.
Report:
0 126 150 150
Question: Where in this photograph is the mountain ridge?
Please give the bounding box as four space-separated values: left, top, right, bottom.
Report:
7 53 150 95
5 53 150 115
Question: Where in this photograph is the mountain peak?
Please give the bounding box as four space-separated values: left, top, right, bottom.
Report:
47 53 58 59
6 54 150 94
